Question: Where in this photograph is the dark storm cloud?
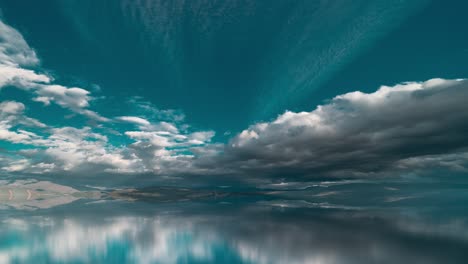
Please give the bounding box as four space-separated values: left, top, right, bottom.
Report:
208 78 468 179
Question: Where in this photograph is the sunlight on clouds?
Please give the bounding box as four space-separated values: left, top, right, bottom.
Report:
0 65 50 88
0 101 45 144
117 116 151 126
224 78 468 179
0 20 106 121
0 19 215 175
1 18 468 182
0 20 39 67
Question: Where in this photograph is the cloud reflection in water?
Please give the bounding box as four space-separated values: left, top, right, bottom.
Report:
1 201 468 264
0 178 467 263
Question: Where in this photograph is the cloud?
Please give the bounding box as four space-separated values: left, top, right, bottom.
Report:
396 152 468 173
216 78 468 179
0 20 106 121
0 65 50 88
3 77 468 183
0 101 46 144
0 20 39 67
0 130 32 144
117 116 151 126
0 100 45 128
0 101 25 114
124 128 215 174
0 100 215 176
40 128 126 172
0 100 213 176
0 102 135 174
1 19 468 182
116 115 178 132
33 85 90 108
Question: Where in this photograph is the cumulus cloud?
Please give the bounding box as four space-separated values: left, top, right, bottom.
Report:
3 77 468 182
0 95 215 176
124 128 215 174
0 101 46 144
38 127 134 172
0 20 39 67
0 100 215 176
33 85 90 108
0 101 25 115
216 78 468 179
2 20 468 182
0 101 135 173
0 65 50 88
0 127 138 175
0 100 45 128
0 20 106 121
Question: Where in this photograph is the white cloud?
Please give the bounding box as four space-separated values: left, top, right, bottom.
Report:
1 13 468 181
0 20 106 121
221 78 468 179
117 116 151 126
0 101 25 114
0 98 215 176
3 77 468 180
188 131 216 145
0 100 46 145
123 128 215 173
0 101 216 175
0 101 44 128
0 65 50 88
33 85 90 108
117 115 180 134
0 20 39 67
36 127 135 172
0 129 32 144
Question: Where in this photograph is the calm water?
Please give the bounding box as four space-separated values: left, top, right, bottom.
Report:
0 178 467 264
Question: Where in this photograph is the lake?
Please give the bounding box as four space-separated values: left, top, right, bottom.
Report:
0 178 467 264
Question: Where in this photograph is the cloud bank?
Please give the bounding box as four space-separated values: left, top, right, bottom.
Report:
1 19 468 184
220 78 468 179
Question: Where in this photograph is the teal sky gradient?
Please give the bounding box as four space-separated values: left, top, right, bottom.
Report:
1 0 468 184
3 0 466 135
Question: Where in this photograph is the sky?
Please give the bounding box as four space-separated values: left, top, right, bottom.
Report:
1 0 468 187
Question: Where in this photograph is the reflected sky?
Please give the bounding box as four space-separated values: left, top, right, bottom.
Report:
0 179 467 264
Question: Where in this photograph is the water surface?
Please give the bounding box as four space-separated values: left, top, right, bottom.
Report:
0 179 467 264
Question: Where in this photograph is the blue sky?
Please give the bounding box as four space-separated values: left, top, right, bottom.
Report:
1 0 468 186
